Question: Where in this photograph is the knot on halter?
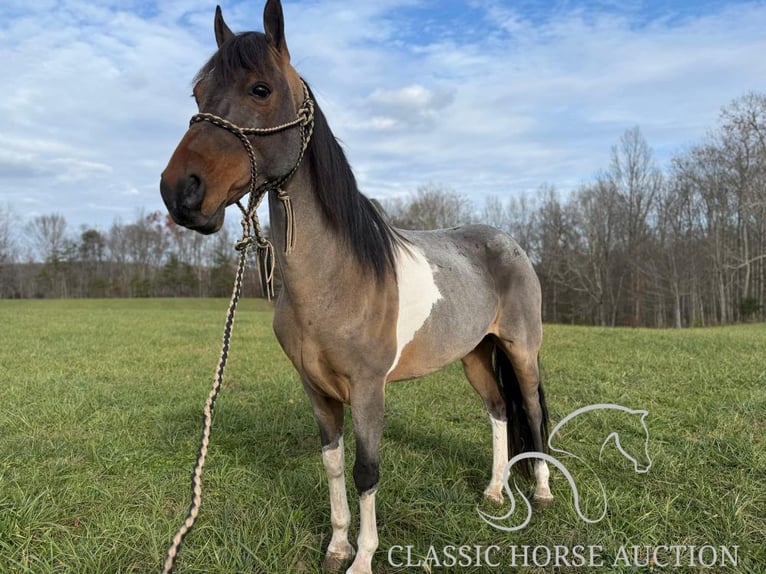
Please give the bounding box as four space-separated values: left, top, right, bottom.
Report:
189 80 314 299
297 97 315 128
234 237 252 252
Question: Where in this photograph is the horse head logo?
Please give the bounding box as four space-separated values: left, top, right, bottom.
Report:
479 404 652 531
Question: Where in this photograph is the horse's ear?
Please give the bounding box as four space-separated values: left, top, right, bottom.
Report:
214 5 235 48
263 0 290 61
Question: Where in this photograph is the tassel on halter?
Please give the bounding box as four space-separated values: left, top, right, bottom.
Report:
236 197 275 301
234 182 296 300
276 188 296 255
256 241 276 300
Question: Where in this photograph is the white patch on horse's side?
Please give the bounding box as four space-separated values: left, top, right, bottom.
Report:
321 438 353 559
485 415 508 501
346 489 378 574
386 245 442 377
533 459 553 500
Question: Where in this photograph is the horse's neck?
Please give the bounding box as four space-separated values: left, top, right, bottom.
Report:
267 168 364 304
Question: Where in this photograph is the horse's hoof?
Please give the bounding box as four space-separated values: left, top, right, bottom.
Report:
534 493 554 506
322 545 355 573
483 484 504 504
322 553 351 573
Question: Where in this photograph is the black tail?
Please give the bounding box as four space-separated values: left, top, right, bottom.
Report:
493 344 549 479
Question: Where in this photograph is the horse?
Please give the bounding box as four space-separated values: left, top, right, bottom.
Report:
479 404 652 532
159 2 551 573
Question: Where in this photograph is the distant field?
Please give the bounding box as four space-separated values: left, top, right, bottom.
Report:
0 299 764 573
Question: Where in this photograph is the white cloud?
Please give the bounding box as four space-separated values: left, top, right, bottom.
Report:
326 1 766 201
363 84 454 130
369 85 440 108
1 0 766 231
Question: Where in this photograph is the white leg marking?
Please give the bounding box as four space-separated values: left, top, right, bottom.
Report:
322 438 354 560
485 415 508 502
346 489 378 574
534 459 553 501
386 245 442 377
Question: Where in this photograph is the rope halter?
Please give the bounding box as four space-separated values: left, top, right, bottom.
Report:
188 79 315 298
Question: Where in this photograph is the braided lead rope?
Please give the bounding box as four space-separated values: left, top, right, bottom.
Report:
160 242 249 574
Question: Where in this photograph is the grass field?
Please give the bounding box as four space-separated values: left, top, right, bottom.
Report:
0 298 764 573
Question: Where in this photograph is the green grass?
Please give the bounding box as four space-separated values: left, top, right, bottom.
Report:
0 299 764 573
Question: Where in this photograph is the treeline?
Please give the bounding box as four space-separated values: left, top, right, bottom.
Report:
1 92 764 327
0 210 251 299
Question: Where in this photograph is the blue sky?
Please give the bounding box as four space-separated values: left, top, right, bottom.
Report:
2 0 766 232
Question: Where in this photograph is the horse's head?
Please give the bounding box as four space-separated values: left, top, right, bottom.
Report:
160 0 308 234
599 408 652 474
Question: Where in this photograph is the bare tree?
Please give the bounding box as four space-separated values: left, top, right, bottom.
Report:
0 205 19 297
652 172 700 327
28 213 74 297
481 194 509 232
0 205 14 265
717 93 766 321
564 178 626 325
164 214 208 296
381 184 474 230
483 191 538 255
608 127 662 324
532 185 573 323
75 227 108 297
29 213 68 263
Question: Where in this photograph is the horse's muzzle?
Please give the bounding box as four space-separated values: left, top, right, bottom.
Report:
160 173 223 234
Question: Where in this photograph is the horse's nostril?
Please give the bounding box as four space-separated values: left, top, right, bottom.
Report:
184 174 201 191
180 174 205 210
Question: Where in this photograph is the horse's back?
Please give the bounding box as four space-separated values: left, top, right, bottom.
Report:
401 223 539 300
418 223 543 354
422 224 542 348
385 224 541 381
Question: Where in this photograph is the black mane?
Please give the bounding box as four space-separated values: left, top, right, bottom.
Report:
304 83 402 282
195 32 402 281
194 32 272 86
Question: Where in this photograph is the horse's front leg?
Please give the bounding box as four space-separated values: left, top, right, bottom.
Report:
346 381 385 574
303 383 355 571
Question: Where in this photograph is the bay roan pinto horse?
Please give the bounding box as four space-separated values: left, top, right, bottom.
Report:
160 1 551 573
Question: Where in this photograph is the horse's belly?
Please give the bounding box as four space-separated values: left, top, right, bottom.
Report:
385 296 495 382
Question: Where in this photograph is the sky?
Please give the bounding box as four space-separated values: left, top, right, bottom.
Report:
2 0 766 231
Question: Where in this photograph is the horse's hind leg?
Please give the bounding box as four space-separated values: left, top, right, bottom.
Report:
461 336 508 503
497 338 553 502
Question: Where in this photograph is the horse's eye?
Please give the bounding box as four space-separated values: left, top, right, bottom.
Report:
250 83 271 99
